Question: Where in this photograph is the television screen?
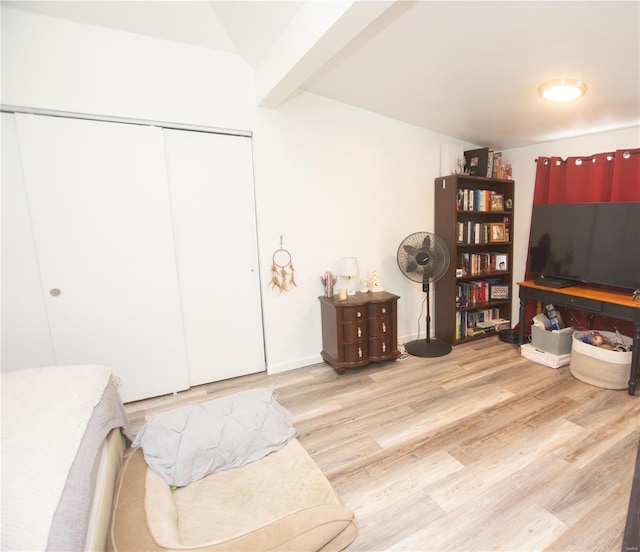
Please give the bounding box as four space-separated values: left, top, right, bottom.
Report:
528 202 640 291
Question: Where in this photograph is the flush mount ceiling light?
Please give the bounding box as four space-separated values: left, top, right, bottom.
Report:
538 78 587 102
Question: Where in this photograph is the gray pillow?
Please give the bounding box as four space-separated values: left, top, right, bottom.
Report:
132 388 296 487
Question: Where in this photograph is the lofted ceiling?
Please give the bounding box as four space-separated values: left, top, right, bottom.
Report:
5 0 640 149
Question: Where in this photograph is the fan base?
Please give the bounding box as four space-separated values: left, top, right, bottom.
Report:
498 329 520 344
405 338 452 358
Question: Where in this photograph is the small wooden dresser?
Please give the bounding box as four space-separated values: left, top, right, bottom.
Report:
319 291 400 374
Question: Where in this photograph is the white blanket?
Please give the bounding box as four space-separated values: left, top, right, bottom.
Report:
1 365 113 551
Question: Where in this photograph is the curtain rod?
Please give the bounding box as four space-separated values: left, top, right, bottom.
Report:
535 148 640 163
0 104 252 138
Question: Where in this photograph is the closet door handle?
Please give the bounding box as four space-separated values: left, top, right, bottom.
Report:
50 288 62 297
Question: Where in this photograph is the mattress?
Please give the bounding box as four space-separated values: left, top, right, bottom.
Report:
1 365 130 550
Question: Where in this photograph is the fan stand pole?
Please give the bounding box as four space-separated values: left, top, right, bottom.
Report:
405 281 452 358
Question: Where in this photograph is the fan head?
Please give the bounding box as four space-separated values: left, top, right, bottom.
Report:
397 232 450 284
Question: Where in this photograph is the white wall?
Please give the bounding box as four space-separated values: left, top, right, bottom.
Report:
4 7 636 377
502 127 640 324
1 7 469 376
252 93 465 370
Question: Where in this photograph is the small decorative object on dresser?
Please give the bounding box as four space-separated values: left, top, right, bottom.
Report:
320 271 336 297
360 278 370 293
371 269 384 291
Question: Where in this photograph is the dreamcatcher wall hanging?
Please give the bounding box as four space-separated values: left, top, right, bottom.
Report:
269 236 296 293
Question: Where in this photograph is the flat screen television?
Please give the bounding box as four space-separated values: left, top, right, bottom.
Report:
528 202 640 291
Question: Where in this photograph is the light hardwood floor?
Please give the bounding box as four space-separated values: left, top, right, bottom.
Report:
124 337 639 551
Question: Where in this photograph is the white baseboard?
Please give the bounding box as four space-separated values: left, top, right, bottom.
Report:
267 354 324 375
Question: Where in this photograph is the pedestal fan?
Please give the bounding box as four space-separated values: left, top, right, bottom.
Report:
397 231 452 357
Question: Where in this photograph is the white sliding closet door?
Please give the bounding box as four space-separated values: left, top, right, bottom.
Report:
14 114 189 402
1 113 56 370
163 129 265 385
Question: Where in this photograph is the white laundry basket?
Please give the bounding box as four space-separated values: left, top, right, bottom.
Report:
569 330 632 390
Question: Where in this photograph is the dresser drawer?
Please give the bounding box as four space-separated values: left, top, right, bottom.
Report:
369 336 394 360
342 321 368 341
343 341 369 364
368 316 391 338
369 302 392 317
342 305 367 322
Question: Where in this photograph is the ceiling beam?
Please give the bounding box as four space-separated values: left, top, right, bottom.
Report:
256 0 395 109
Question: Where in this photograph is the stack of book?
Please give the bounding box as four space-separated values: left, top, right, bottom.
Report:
457 252 508 275
463 148 513 179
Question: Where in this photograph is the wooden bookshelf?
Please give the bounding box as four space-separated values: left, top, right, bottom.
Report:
434 174 515 344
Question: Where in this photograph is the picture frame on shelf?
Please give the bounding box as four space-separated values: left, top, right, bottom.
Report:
490 284 509 300
490 194 504 211
490 223 507 243
494 254 508 271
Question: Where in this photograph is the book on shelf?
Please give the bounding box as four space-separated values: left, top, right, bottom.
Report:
456 279 508 306
477 318 510 329
460 150 512 181
491 152 503 178
456 308 504 339
457 189 500 212
464 147 490 177
457 252 508 276
456 221 492 244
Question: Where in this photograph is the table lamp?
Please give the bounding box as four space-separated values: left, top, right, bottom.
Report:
339 257 359 295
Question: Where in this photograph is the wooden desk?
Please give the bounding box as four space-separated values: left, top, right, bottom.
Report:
517 280 640 396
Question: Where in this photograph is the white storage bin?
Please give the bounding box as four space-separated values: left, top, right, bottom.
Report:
569 331 632 390
531 326 573 356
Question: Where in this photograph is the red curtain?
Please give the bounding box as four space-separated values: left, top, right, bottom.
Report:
522 147 640 336
533 149 640 205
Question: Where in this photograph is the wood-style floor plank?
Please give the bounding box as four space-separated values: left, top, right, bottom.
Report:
124 337 640 551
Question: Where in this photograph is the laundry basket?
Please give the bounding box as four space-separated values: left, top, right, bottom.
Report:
569 331 632 390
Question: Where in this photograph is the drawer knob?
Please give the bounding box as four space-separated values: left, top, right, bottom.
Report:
357 327 362 338
382 322 386 333
358 347 363 358
382 307 386 314
382 343 386 352
357 311 362 318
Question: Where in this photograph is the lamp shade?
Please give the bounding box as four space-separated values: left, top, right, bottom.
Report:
339 257 359 277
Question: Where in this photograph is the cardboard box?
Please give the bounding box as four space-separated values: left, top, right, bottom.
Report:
520 343 571 369
530 326 573 356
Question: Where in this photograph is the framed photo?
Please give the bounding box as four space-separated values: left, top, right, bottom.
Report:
494 254 508 271
490 284 509 300
490 222 507 243
490 194 504 211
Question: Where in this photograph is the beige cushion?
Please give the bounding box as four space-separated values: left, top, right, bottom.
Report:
109 439 357 551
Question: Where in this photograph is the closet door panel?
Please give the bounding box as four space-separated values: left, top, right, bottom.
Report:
1 113 56 370
15 114 189 402
164 129 265 386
